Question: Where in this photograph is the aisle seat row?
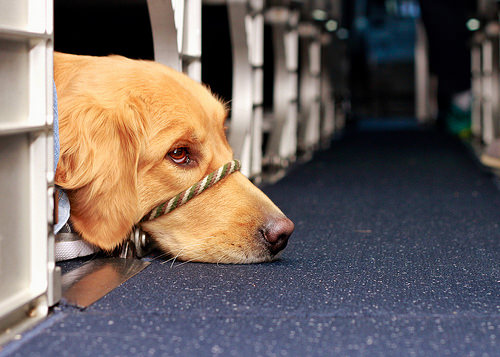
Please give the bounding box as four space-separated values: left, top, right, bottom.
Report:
472 0 500 146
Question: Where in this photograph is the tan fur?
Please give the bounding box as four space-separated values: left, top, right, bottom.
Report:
54 52 290 263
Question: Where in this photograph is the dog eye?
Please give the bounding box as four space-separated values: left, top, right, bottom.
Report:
168 147 190 165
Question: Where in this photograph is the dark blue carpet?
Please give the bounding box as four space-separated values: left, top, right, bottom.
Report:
2 129 499 356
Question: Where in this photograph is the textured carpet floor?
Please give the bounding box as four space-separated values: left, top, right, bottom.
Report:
2 128 499 356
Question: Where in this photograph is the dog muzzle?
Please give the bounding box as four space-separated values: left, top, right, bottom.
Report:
143 159 241 221
55 160 241 261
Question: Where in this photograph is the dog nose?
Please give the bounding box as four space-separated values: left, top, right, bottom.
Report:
262 217 294 255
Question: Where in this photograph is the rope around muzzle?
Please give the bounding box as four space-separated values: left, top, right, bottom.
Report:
144 159 241 221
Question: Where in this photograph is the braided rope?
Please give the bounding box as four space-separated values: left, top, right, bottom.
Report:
145 159 241 221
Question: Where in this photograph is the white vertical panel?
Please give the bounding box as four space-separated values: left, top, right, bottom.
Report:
0 0 55 344
0 2 28 30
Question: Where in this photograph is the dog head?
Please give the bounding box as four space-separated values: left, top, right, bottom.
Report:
54 53 293 263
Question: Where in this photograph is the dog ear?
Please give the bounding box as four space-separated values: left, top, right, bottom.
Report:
56 96 146 250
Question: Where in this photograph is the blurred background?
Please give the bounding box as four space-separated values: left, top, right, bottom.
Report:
52 0 478 122
50 0 500 178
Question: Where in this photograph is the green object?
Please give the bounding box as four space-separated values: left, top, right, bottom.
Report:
446 104 471 139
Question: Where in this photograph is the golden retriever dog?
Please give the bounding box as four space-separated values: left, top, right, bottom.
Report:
54 52 294 264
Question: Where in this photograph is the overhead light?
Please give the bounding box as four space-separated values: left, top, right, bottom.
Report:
466 18 480 31
312 9 328 21
325 20 338 32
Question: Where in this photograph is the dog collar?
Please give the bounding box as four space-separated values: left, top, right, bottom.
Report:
144 159 241 221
